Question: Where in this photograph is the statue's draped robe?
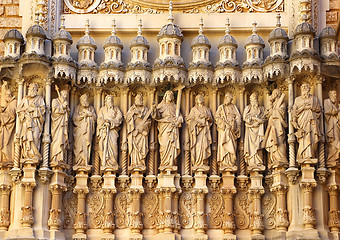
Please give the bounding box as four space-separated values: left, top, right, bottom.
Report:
292 95 321 160
187 105 213 167
97 106 123 167
50 98 69 163
156 102 182 168
215 103 241 168
243 104 265 168
0 98 17 162
263 95 288 168
17 95 45 161
126 105 150 167
73 105 96 167
324 98 340 164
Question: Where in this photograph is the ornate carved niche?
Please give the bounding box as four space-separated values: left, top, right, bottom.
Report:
87 179 104 229
262 177 276 230
62 178 77 229
63 0 284 14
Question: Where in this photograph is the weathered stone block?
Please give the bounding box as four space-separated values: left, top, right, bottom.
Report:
5 5 19 16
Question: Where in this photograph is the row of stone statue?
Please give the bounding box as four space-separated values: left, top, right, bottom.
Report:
0 82 338 173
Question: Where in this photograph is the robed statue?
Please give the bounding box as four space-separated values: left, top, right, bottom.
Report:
17 83 45 163
156 90 183 171
97 95 123 169
262 89 288 169
126 93 152 171
292 83 321 163
50 88 69 164
243 92 265 171
324 90 340 166
187 94 213 171
73 93 96 169
215 92 241 172
0 83 17 163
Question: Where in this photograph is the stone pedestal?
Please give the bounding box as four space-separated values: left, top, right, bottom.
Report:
129 170 144 240
221 171 236 240
193 170 208 240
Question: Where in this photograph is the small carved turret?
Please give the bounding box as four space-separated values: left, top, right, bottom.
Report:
25 13 47 55
3 29 24 59
319 26 338 59
244 22 265 65
268 14 289 58
52 16 73 60
191 18 211 64
76 19 97 68
293 14 315 53
130 19 149 64
218 18 238 65
103 19 123 65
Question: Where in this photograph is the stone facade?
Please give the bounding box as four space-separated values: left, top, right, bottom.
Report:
0 1 339 240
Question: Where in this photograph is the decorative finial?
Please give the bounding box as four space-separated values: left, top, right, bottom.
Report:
34 12 39 24
276 13 281 27
137 19 142 36
60 16 65 30
168 0 174 23
252 21 257 34
85 19 90 36
198 17 204 35
225 17 230 35
111 19 116 35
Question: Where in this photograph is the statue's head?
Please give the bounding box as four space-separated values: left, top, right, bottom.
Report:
224 92 233 104
271 89 282 100
134 93 143 106
195 94 204 106
5 88 13 102
79 93 89 107
28 83 39 98
60 90 68 101
105 94 114 108
329 90 337 103
164 90 174 103
301 83 311 96
250 92 259 106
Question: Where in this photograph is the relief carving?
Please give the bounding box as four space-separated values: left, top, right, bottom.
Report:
207 192 224 229
73 93 96 170
215 92 241 172
292 83 321 163
17 83 45 163
262 191 276 230
88 191 104 229
97 95 123 169
187 94 213 171
0 83 17 164
50 87 69 164
324 90 340 167
234 191 250 229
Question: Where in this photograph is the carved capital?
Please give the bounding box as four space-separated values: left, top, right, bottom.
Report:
194 211 207 231
74 212 87 230
275 209 289 229
328 210 340 229
21 206 34 226
9 168 22 184
0 209 10 228
303 206 316 226
38 168 53 184
103 212 115 230
163 211 175 230
222 212 235 231
300 182 317 192
250 212 264 231
285 167 300 185
90 175 102 191
128 211 143 231
316 167 329 185
48 208 62 229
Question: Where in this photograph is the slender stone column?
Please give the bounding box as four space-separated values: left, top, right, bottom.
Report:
148 87 156 176
93 88 102 176
0 165 12 235
238 85 246 176
73 168 90 239
211 87 218 176
249 171 265 239
129 169 144 240
101 168 117 240
183 89 191 176
121 87 129 175
221 171 236 239
326 168 340 239
193 170 208 239
286 77 299 184
42 78 52 169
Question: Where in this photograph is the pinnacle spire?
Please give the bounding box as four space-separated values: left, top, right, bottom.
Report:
60 16 65 30
252 21 257 34
85 19 90 36
34 12 39 24
168 0 174 23
302 13 308 22
137 19 142 36
276 13 281 27
198 17 204 35
225 17 230 35
111 19 116 35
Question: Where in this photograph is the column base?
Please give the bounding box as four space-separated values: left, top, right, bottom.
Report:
194 233 208 240
155 232 181 240
300 229 320 240
271 231 287 240
251 234 265 240
50 230 65 240
129 233 143 240
4 228 35 239
72 233 87 240
222 233 236 240
101 233 115 240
